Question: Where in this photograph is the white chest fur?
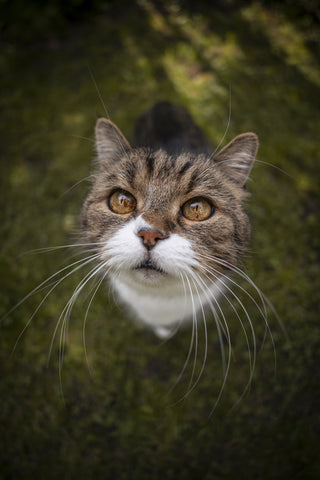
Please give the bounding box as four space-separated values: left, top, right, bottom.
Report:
110 273 221 331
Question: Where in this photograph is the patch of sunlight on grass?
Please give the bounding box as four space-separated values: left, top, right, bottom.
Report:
138 0 172 36
162 40 230 141
163 46 226 105
166 6 244 69
242 3 320 87
139 1 245 141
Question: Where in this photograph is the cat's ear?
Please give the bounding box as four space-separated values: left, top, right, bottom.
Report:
214 133 258 187
95 118 131 160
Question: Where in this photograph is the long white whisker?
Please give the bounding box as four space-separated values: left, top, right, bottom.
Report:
200 267 256 403
251 159 292 178
183 273 208 397
83 269 110 376
197 252 280 366
47 260 102 363
48 259 109 366
60 175 95 198
167 273 197 398
190 272 227 376
10 254 101 355
196 252 283 406
70 134 95 144
187 272 234 408
20 242 105 256
211 84 232 157
201 254 268 311
88 65 111 120
198 254 274 331
88 65 130 162
2 253 101 327
202 267 255 364
186 275 199 392
203 281 232 416
54 259 110 396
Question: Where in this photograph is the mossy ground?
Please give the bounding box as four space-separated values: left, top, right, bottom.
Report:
1 1 320 479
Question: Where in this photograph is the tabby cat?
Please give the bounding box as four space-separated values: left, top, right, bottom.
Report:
80 102 258 339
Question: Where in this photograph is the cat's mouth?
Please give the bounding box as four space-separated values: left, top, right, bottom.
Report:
135 258 165 274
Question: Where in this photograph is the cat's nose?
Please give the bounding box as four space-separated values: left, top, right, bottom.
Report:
137 229 166 250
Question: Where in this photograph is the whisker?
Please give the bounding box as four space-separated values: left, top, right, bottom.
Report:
190 272 227 374
4 253 99 323
19 242 104 256
183 273 208 397
251 159 292 178
201 266 256 357
53 259 110 395
48 259 109 366
191 248 288 413
202 281 232 416
9 254 101 354
83 269 110 376
186 271 234 414
88 65 111 120
201 157 291 184
60 175 95 198
88 65 130 162
197 253 272 328
211 84 232 157
70 134 95 144
212 258 280 355
186 275 199 392
167 273 197 398
199 268 257 403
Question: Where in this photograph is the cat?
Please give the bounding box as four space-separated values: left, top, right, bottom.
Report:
80 101 259 339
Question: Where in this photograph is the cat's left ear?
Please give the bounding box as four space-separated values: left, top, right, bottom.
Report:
214 133 258 187
95 118 131 160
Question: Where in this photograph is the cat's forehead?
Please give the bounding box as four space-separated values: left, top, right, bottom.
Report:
117 148 216 195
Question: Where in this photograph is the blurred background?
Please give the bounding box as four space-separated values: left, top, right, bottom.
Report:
0 1 319 478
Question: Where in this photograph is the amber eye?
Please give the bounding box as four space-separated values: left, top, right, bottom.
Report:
108 189 136 214
181 197 214 221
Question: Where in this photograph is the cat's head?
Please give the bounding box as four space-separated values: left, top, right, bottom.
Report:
81 118 258 288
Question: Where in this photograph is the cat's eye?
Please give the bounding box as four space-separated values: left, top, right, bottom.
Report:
181 197 214 221
108 189 136 214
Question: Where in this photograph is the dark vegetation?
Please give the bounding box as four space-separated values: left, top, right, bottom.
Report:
0 1 319 478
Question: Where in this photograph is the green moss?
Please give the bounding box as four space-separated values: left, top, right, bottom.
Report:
1 1 319 479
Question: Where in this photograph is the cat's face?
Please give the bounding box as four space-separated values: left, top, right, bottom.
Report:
80 119 258 291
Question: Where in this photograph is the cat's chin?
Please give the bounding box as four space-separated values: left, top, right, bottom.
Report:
133 266 168 285
131 259 168 285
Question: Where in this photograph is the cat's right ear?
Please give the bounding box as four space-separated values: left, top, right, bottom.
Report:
214 133 258 187
95 118 131 160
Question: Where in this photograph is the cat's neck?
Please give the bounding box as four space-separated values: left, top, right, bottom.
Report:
110 273 222 329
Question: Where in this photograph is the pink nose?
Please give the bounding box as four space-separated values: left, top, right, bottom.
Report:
137 229 165 250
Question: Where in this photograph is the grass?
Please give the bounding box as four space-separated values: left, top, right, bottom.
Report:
1 1 320 478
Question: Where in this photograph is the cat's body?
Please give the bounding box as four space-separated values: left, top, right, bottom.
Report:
81 102 258 337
